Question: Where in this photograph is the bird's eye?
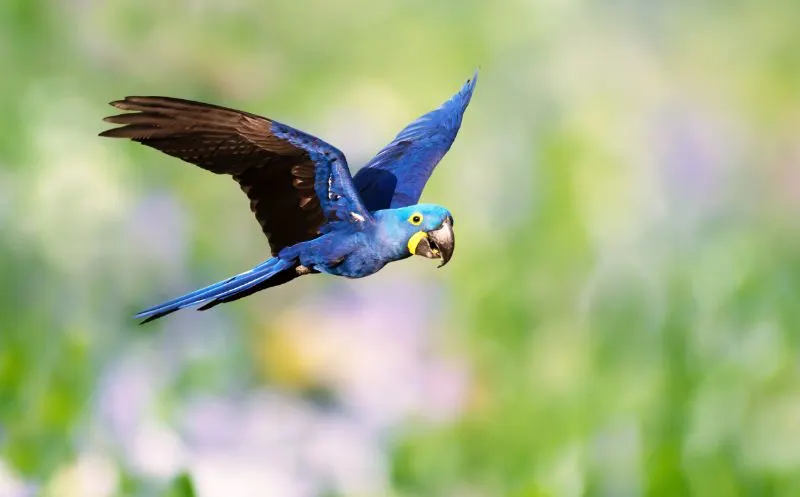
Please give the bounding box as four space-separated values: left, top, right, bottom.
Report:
409 213 423 226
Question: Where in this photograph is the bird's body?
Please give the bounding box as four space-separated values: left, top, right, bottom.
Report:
282 204 454 278
101 73 476 323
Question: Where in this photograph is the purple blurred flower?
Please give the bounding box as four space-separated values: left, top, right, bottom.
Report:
124 191 190 276
178 393 386 497
652 101 739 215
94 348 186 480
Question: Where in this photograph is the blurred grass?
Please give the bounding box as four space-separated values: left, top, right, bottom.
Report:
2 0 800 496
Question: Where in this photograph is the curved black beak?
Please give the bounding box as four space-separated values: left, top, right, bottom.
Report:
412 216 455 268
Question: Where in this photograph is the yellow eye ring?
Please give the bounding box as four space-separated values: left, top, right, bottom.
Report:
409 213 423 226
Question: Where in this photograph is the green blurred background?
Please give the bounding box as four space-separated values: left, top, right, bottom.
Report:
2 0 800 496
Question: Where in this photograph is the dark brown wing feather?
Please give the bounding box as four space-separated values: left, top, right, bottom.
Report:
100 96 326 255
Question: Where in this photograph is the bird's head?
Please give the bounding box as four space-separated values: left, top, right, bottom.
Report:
377 204 455 268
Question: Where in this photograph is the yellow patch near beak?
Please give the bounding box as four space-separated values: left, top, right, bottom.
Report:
407 231 428 255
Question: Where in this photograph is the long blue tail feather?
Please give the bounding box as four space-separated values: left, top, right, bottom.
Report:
135 257 295 323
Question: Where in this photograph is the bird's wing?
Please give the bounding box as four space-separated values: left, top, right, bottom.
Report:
100 96 370 255
352 71 477 211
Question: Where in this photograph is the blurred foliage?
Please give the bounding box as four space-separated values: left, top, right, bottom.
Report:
2 0 800 496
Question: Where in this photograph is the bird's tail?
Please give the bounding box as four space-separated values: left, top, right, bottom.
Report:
135 257 296 324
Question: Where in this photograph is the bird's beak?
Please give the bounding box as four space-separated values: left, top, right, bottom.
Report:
408 216 455 268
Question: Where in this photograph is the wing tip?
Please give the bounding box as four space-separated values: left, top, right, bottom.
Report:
107 96 184 112
97 128 121 138
98 126 138 139
108 97 142 110
101 98 147 137
460 69 479 101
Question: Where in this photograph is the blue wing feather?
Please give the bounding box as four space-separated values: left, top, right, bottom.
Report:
269 121 371 227
353 71 478 211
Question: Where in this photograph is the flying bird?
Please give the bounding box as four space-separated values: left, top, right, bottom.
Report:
101 72 477 323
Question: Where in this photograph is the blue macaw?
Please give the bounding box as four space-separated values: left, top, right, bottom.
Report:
101 72 477 323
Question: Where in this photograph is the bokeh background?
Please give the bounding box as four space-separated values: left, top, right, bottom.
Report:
2 0 800 496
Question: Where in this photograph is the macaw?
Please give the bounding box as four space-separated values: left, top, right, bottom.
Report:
101 72 477 323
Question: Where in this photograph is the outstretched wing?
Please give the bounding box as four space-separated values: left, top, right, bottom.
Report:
353 71 478 211
100 96 370 255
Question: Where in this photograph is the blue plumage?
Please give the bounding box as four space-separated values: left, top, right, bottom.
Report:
270 120 371 228
354 71 478 210
101 72 476 322
135 258 294 323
